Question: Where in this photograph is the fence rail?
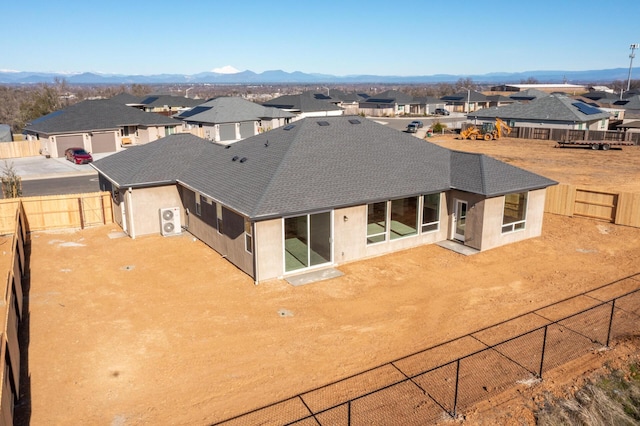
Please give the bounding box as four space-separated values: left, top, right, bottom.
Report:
0 192 113 235
214 275 640 425
545 184 640 228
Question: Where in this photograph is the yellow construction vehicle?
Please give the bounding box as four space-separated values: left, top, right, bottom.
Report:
460 118 512 141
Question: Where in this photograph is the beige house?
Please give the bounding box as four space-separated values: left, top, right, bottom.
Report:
92 117 556 284
23 99 181 157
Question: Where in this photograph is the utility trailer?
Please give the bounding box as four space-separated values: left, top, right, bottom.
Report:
556 139 634 151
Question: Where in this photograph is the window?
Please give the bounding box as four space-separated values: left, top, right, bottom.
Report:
216 204 223 234
121 126 130 137
244 219 252 254
367 202 387 244
195 194 201 216
390 197 418 240
422 193 440 232
502 192 527 233
165 126 176 136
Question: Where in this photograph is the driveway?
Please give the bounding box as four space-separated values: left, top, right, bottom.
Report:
1 153 113 181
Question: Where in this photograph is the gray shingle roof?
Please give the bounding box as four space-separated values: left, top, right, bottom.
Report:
175 96 293 124
468 94 610 122
139 95 202 108
92 116 556 220
262 94 343 113
24 99 180 135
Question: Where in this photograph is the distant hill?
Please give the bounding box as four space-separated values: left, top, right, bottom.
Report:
0 68 638 85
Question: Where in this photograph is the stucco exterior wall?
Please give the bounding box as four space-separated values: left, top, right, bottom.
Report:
130 186 182 237
255 218 284 282
447 191 486 250
479 188 547 251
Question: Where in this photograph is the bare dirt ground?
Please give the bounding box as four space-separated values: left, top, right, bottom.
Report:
15 136 640 425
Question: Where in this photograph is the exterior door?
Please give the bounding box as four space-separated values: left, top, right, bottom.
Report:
453 199 467 242
284 212 332 273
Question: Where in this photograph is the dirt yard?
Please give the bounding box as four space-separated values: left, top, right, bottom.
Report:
15 137 640 425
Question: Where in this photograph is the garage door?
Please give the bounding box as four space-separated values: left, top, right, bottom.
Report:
219 124 236 142
239 122 255 139
91 132 117 153
55 135 84 157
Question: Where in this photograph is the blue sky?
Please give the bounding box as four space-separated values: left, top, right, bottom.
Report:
3 0 640 76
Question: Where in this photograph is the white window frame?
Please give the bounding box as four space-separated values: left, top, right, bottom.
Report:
501 192 528 233
421 193 440 233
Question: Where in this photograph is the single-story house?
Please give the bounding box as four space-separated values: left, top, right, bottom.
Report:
174 96 294 144
468 94 610 131
357 90 440 116
508 89 550 102
23 99 182 157
441 90 490 113
262 93 344 118
91 116 556 284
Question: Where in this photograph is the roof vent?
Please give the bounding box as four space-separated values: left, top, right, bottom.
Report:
225 145 231 149
317 121 330 126
232 156 239 161
283 124 295 131
348 119 361 124
264 140 269 147
239 157 247 163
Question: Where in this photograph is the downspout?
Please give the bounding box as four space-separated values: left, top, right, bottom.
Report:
252 222 259 286
127 187 136 239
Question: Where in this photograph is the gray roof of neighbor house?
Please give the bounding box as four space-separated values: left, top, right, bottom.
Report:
367 90 415 104
175 96 293 124
262 93 343 113
24 99 180 135
139 94 202 109
92 116 556 220
441 90 488 103
109 93 143 105
508 89 549 101
468 94 610 122
613 95 640 110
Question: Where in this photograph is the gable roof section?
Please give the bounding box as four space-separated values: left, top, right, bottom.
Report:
93 117 556 220
508 88 549 101
468 94 609 122
371 90 415 104
175 96 293 124
24 99 180 135
441 90 488 102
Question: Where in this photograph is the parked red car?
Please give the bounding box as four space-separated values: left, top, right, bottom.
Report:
64 148 93 164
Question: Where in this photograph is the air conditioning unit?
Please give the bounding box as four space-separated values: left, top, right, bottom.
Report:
159 207 181 236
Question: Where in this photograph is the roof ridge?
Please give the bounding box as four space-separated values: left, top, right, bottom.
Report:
250 121 303 217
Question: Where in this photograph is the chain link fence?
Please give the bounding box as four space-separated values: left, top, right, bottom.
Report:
214 275 640 425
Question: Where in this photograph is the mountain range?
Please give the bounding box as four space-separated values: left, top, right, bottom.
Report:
0 68 638 85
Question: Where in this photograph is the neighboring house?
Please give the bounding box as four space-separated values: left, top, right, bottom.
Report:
23 99 182 157
468 94 610 131
410 96 447 115
441 90 490 113
262 93 344 118
358 90 424 116
91 116 556 284
136 94 202 116
175 96 294 143
486 94 516 108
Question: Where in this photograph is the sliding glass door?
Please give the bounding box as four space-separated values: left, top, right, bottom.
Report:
284 212 332 272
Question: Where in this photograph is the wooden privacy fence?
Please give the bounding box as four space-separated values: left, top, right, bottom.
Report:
0 202 27 426
545 184 640 228
508 127 640 144
0 140 43 159
0 192 113 235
